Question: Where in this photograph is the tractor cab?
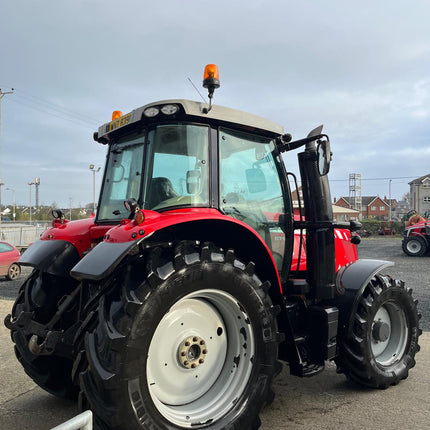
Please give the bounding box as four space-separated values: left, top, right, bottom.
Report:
93 96 297 282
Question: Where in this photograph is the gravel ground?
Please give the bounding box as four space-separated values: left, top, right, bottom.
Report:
1 237 428 330
0 266 33 301
0 237 428 430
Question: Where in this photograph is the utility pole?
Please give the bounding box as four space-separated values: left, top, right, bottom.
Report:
34 177 40 209
6 187 16 221
0 88 14 229
89 164 100 214
389 179 392 221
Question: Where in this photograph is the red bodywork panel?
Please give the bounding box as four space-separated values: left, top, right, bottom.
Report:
41 208 358 291
405 221 430 235
40 217 110 256
291 228 358 272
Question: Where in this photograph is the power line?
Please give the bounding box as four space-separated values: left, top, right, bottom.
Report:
330 176 417 182
4 87 100 128
13 88 100 124
8 96 98 128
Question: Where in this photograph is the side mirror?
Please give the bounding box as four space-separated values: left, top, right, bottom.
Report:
186 170 201 194
246 168 267 193
317 139 332 176
349 220 362 232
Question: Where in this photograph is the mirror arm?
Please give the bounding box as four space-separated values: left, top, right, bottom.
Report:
275 134 328 153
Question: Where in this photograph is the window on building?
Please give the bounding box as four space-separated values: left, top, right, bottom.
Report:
380 206 386 211
423 197 430 203
371 206 376 211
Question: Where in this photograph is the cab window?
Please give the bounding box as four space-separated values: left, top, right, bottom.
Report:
219 127 286 271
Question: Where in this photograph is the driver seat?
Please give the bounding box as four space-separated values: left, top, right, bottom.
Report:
147 177 178 209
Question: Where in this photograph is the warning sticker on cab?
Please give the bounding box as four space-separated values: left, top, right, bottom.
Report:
108 113 132 131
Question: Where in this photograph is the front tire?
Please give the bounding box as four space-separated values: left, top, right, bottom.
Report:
402 236 427 256
336 274 421 388
80 242 280 430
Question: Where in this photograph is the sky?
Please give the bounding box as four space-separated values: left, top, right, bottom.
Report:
1 0 429 209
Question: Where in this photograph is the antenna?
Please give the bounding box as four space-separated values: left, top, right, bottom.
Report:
187 77 206 103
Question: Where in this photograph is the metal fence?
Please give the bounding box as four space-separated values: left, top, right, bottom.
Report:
0 222 50 250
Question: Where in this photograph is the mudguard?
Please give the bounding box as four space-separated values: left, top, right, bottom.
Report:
19 239 81 277
330 259 394 339
70 239 142 281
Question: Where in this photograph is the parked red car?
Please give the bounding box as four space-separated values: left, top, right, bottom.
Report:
0 242 21 280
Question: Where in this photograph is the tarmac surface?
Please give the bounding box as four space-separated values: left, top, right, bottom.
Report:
0 237 429 429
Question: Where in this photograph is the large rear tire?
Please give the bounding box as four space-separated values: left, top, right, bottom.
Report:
336 274 421 388
79 241 280 430
9 269 79 399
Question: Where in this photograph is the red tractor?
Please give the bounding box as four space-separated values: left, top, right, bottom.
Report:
402 214 430 256
5 65 421 430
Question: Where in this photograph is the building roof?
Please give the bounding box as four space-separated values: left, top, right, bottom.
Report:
332 205 360 214
336 196 390 208
409 174 430 185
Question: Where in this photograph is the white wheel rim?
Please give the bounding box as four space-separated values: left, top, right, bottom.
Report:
147 289 255 427
371 301 408 366
406 239 421 254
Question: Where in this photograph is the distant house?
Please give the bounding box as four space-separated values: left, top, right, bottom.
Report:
393 199 412 220
332 205 360 222
334 196 393 220
292 188 360 221
409 174 430 216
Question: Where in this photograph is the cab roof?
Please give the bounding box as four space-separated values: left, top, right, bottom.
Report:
96 99 284 142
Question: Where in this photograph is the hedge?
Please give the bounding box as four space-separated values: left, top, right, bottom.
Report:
358 219 404 236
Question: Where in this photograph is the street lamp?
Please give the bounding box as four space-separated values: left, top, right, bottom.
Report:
89 164 100 214
0 88 14 229
28 181 35 223
6 187 15 221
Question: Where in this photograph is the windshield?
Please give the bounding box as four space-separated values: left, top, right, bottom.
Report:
97 124 210 221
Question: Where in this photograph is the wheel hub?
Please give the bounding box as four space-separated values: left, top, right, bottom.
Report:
372 320 390 342
370 303 408 366
178 336 208 369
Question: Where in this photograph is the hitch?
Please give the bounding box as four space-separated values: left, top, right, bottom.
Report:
28 331 63 356
5 311 74 357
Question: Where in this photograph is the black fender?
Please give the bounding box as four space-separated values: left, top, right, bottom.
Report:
70 239 143 281
19 239 81 277
328 259 394 339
